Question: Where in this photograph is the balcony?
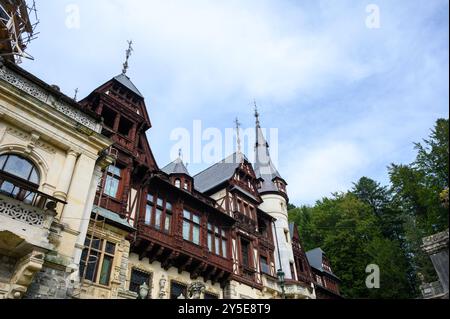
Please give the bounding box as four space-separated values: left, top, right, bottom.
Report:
0 171 66 253
133 220 233 287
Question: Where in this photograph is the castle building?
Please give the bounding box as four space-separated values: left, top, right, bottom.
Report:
0 17 340 298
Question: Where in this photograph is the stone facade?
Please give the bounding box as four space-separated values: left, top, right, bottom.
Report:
0 58 111 299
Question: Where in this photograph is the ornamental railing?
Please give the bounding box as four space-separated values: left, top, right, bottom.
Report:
0 171 66 224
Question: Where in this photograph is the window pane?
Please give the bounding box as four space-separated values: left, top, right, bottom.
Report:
105 242 116 255
170 282 187 299
99 255 113 285
193 225 200 245
193 215 200 224
0 155 6 169
165 214 172 233
207 234 213 252
222 240 227 258
166 202 172 212
207 223 212 231
221 230 226 237
183 221 190 241
108 166 121 176
155 208 162 229
215 237 220 255
183 210 190 220
147 194 154 203
85 252 100 282
215 227 219 234
29 168 39 185
156 198 164 207
0 181 16 196
3 155 34 181
145 205 152 225
104 175 119 198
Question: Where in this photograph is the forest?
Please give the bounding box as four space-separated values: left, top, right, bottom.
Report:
288 118 449 299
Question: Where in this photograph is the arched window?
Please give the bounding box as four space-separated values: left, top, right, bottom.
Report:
0 154 40 203
175 179 181 188
0 154 40 184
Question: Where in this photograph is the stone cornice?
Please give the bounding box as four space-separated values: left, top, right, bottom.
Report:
0 65 102 134
422 229 449 255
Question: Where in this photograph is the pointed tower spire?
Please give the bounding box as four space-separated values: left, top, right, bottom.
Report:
253 104 286 196
122 40 134 75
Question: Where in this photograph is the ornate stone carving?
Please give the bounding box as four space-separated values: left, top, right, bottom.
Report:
0 196 47 227
8 250 45 299
0 67 102 133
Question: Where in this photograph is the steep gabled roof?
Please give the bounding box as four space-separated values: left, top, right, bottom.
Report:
161 157 190 176
194 152 246 193
113 74 144 98
306 248 341 281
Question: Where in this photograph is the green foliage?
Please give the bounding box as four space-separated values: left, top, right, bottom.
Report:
288 118 449 299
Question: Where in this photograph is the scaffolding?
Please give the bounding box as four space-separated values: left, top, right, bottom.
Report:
0 0 39 63
76 147 119 298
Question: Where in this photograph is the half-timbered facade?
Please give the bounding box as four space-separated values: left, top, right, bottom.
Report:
306 248 342 299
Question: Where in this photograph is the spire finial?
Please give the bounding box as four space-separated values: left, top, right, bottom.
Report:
73 88 79 101
235 117 242 154
122 40 134 75
254 99 260 127
178 148 183 160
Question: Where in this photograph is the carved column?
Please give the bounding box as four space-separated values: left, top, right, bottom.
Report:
54 150 79 201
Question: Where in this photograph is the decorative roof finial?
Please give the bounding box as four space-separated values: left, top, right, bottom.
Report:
254 99 260 127
122 40 134 75
178 148 183 161
235 117 242 154
73 88 79 101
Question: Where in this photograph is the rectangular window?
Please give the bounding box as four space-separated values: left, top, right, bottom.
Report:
146 194 172 234
170 281 187 299
183 210 201 245
129 269 151 298
207 223 228 258
260 256 270 274
104 166 122 198
241 240 250 267
79 236 116 286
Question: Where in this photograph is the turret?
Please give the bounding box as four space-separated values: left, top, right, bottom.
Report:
253 106 295 281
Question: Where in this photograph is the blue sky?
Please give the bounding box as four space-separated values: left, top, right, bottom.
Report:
22 0 449 206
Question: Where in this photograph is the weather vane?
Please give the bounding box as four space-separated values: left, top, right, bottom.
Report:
235 117 242 154
254 99 260 127
122 40 134 75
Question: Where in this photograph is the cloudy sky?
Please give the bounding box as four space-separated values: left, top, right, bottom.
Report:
22 0 449 206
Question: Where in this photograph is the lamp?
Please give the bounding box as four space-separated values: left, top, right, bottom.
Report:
277 269 286 299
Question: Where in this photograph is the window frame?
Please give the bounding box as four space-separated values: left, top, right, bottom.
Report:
103 165 123 199
145 193 173 234
79 236 117 287
182 209 201 245
207 223 228 258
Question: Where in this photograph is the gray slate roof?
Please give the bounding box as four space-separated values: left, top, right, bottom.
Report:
113 74 143 98
254 125 285 194
306 248 340 280
161 157 190 176
194 152 246 193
